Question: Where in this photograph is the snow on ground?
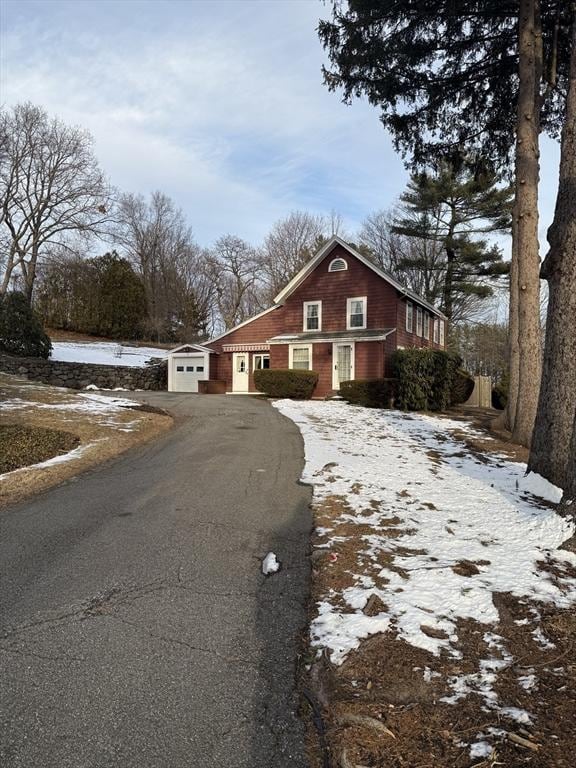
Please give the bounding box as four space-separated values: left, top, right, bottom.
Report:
0 442 98 482
0 392 138 414
274 400 576 717
50 341 167 367
0 392 141 433
262 552 281 575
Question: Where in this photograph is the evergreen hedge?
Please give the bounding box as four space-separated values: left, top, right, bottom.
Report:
254 368 318 399
492 382 508 410
392 349 462 411
451 369 475 405
339 378 397 408
0 292 52 359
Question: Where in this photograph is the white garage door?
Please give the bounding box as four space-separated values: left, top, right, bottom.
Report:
172 355 206 393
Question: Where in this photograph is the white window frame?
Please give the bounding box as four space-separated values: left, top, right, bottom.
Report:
433 318 439 343
303 300 322 332
439 319 445 346
289 343 313 371
328 257 348 272
346 296 367 330
423 312 430 340
416 306 423 337
253 353 270 371
406 301 414 333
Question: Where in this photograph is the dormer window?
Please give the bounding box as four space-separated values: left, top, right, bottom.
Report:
328 257 348 272
347 296 366 330
303 301 322 332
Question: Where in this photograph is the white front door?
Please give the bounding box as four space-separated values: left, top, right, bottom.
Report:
232 352 250 392
332 343 355 389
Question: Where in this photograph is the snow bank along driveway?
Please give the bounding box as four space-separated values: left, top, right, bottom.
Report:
275 401 576 729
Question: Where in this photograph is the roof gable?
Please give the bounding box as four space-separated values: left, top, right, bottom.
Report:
168 343 215 355
273 236 447 320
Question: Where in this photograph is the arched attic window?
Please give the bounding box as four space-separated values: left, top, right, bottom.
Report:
328 257 348 272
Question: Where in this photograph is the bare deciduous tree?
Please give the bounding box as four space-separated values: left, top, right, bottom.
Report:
115 191 210 341
260 211 328 301
206 235 262 331
0 103 113 302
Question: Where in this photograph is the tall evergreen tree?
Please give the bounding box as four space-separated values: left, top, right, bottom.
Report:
529 7 576 494
391 159 512 323
0 291 52 358
91 252 147 339
318 0 571 446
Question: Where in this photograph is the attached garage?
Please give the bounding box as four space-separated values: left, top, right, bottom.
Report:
167 344 213 393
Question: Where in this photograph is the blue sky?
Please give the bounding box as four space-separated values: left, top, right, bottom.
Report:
0 0 561 251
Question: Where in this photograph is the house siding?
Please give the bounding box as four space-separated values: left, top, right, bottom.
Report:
395 297 447 351
280 244 398 333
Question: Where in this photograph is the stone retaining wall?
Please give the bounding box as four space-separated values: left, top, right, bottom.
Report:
0 352 167 391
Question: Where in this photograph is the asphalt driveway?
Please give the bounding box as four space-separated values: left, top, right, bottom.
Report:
0 394 311 768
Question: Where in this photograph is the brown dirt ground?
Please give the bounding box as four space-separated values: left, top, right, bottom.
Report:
301 412 576 768
0 423 79 473
0 373 172 507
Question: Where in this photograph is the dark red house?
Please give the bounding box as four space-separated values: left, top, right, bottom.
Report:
167 237 447 397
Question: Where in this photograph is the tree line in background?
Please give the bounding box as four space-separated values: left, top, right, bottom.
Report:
1 102 511 352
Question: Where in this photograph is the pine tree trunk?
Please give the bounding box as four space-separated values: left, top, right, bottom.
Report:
557 414 576 517
511 0 543 448
443 245 455 321
529 8 576 489
494 209 519 432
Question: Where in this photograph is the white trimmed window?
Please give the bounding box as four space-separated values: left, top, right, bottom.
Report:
416 306 423 337
328 257 348 272
423 312 430 340
406 301 414 333
303 301 322 332
346 296 366 329
253 354 270 371
289 344 312 370
439 319 445 346
433 318 439 343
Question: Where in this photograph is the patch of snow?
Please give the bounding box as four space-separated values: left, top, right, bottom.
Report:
532 626 555 649
422 666 441 683
520 471 563 504
274 400 576 712
0 442 98 481
518 671 537 690
262 552 280 575
499 707 533 724
50 341 167 367
470 741 493 759
312 600 390 663
0 398 30 411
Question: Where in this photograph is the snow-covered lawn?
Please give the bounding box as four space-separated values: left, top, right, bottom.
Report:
275 400 576 755
50 341 167 367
